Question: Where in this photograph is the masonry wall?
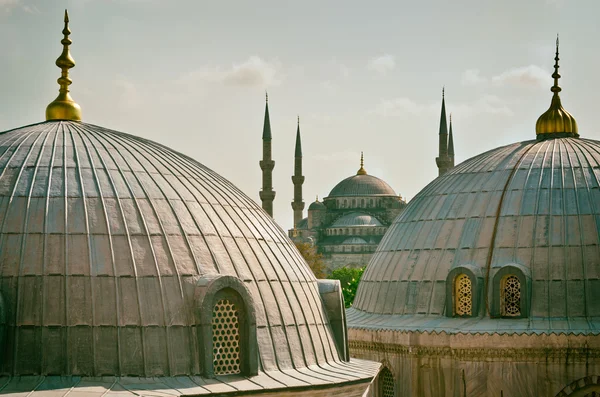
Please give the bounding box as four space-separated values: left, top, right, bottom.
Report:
349 328 600 397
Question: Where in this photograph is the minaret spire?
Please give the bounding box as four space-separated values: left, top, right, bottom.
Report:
46 10 82 121
435 87 452 176
292 115 305 227
259 93 276 217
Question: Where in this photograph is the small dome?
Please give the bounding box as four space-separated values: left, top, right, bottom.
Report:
296 217 309 229
331 212 383 227
342 237 368 245
328 174 396 198
308 200 326 210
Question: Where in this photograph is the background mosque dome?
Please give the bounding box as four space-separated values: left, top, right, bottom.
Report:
308 199 326 211
327 174 397 198
331 212 383 228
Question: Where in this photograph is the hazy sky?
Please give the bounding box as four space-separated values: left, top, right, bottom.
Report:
1 0 599 230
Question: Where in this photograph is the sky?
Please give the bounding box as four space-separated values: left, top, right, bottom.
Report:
1 0 599 231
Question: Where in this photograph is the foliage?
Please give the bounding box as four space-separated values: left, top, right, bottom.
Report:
328 266 366 308
294 242 327 279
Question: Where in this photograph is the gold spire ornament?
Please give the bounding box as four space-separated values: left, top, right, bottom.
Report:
535 35 578 139
46 10 82 121
357 151 367 175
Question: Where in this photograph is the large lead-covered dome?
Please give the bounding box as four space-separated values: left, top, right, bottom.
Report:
351 137 600 333
0 121 368 380
328 174 397 198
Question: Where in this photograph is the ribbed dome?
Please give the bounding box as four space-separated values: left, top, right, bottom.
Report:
308 200 326 210
0 121 342 376
328 174 396 198
342 237 368 245
351 137 600 334
331 212 383 227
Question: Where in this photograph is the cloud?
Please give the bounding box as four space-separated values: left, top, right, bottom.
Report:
0 0 38 13
491 65 549 87
115 77 143 111
180 56 283 87
367 54 396 75
461 65 549 88
372 95 512 118
461 69 486 86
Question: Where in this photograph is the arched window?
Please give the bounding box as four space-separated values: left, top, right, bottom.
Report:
370 198 374 207
454 274 472 316
212 298 241 375
501 275 521 317
361 198 365 207
379 366 395 397
352 199 356 207
344 199 347 208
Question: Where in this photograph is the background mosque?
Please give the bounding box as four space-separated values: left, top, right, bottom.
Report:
347 38 600 397
258 90 456 272
0 11 380 396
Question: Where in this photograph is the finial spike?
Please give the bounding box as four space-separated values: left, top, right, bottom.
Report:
316 195 319 202
265 91 268 103
442 86 445 99
357 151 367 175
297 115 300 125
46 9 82 121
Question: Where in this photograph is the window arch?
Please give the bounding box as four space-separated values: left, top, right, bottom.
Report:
501 275 521 317
379 366 395 397
454 274 472 316
195 275 258 378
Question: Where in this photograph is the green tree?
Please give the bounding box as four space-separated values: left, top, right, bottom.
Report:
328 266 365 308
294 242 327 279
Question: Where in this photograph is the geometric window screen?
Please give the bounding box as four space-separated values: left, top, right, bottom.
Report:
454 274 472 316
501 275 521 317
380 366 395 397
212 298 241 375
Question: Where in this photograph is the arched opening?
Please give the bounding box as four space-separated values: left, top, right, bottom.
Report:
212 297 242 375
501 275 521 317
379 366 395 397
454 273 472 316
555 376 600 397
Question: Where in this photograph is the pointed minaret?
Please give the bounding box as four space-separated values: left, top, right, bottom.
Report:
291 116 305 227
259 92 276 217
448 113 455 168
435 87 452 176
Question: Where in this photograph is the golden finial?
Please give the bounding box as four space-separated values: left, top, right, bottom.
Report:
535 34 578 139
316 195 319 202
46 10 82 121
357 151 367 175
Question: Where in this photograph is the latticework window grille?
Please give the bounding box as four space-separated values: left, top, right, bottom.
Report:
212 298 241 375
455 274 472 316
380 367 395 397
501 275 521 317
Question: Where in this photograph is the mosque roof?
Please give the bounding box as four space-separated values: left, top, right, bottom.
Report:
0 11 379 394
308 200 326 211
331 212 383 227
326 153 397 198
342 237 369 245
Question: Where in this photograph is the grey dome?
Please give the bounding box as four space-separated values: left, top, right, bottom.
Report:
331 212 383 227
350 137 600 335
0 121 350 377
327 174 396 198
308 200 326 210
342 237 368 245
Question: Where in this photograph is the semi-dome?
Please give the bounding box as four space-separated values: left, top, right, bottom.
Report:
331 212 383 227
342 237 368 245
350 136 600 333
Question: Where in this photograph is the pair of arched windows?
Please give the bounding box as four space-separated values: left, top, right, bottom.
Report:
448 266 527 318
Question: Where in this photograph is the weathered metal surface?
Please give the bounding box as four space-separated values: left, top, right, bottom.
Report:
351 137 600 334
0 120 374 385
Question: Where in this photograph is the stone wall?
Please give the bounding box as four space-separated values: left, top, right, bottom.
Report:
349 328 600 397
